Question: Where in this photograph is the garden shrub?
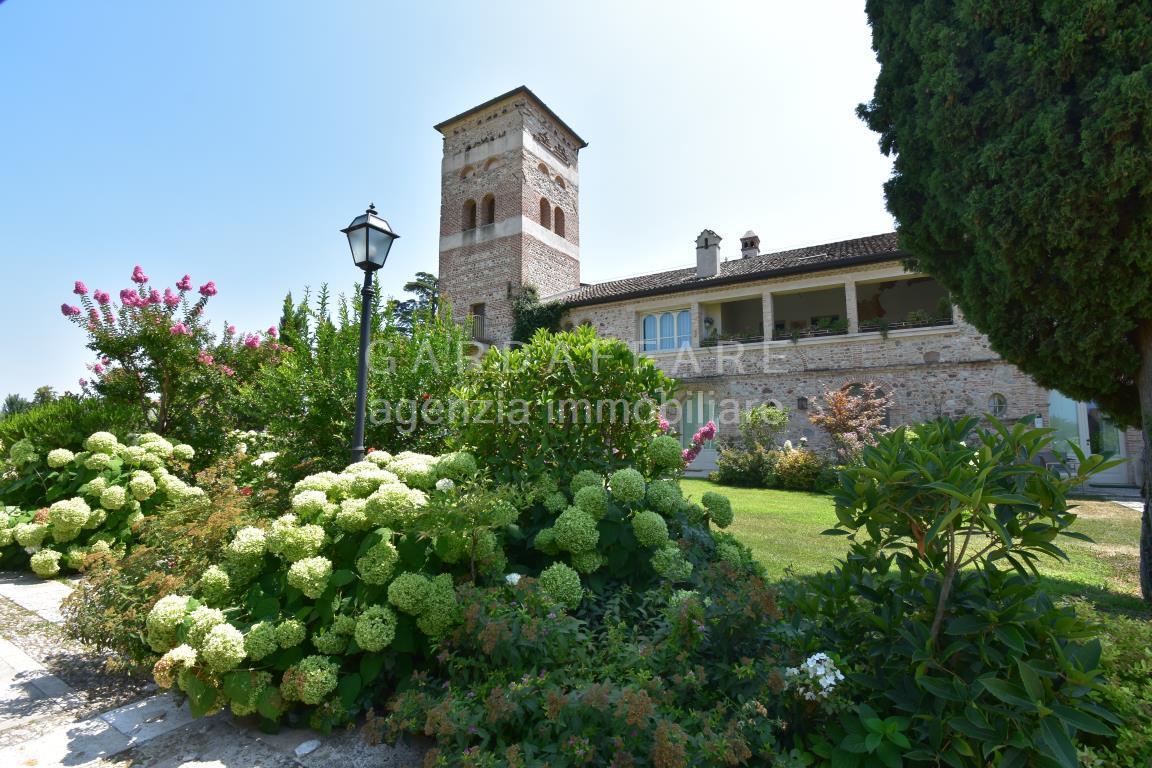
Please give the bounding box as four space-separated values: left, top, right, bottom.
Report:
780 417 1124 766
376 560 794 766
231 287 469 485
0 430 201 576
143 427 740 731
713 444 779 487
1070 601 1152 767
773 446 829 491
60 266 283 466
61 458 263 669
454 326 674 483
0 396 142 455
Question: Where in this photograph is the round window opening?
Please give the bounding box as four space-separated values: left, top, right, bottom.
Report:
988 393 1008 418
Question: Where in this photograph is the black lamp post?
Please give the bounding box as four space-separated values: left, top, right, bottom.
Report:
341 203 400 462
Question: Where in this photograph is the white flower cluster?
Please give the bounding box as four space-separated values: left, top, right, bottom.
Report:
785 652 845 701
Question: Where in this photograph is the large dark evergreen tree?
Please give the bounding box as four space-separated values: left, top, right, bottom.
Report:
391 271 439 336
859 1 1152 598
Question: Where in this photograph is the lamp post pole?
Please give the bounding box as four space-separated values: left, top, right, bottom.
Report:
350 269 375 463
340 203 400 464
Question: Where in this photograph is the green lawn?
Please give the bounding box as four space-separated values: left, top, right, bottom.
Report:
681 479 1150 615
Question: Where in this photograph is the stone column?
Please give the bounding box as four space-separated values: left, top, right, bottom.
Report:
762 291 774 342
844 281 859 334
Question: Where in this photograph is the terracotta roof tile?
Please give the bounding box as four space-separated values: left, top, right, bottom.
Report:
551 232 902 307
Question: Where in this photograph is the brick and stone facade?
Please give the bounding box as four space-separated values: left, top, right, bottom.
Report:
435 87 583 343
434 89 1143 486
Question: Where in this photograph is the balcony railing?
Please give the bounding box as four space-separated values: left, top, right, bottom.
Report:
700 334 765 347
858 315 952 334
771 326 850 341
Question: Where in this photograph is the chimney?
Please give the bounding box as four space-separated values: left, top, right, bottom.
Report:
695 229 722 278
740 230 760 259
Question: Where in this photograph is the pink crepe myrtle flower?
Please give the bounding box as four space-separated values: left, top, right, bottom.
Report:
93 363 105 374
243 334 260 349
94 290 111 305
170 323 191 336
79 378 88 388
218 364 235 377
61 303 81 317
682 448 696 463
163 288 180 307
73 281 88 296
225 324 236 335
697 421 717 442
120 288 142 307
176 274 192 291
197 350 214 365
147 289 162 304
267 326 277 338
131 265 149 285
198 281 217 297
88 308 100 323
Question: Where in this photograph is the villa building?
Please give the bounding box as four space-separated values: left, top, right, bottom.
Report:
435 87 1142 486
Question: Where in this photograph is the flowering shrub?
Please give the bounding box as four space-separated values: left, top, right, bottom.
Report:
0 430 200 577
60 266 282 463
808 382 893 463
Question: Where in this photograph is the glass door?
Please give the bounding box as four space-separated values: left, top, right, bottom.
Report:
1047 392 1128 485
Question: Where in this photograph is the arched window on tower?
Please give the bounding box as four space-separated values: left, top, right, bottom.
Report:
554 207 565 238
481 194 496 226
539 198 551 229
462 199 477 230
555 176 566 189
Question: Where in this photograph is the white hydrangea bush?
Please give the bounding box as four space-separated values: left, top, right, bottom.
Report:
0 430 201 579
152 448 486 726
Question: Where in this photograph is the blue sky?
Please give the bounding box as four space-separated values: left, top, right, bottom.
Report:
0 1 894 398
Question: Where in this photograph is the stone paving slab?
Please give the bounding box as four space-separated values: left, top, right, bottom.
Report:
0 573 76 624
0 573 425 767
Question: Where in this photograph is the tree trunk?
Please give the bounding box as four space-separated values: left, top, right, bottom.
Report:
1139 322 1152 602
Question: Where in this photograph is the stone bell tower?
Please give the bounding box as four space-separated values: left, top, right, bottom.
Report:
434 86 585 344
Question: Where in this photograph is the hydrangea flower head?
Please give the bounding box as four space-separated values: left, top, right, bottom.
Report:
701 491 734 528
197 564 231 605
281 655 338 705
570 550 605 574
646 480 682 514
651 545 693 582
354 604 397 652
632 510 670 548
84 431 120 454
172 444 195 461
415 574 459 638
539 562 582 609
244 621 279 661
287 556 332 599
100 485 127 511
433 451 478 481
553 507 599 553
186 605 227 648
30 548 63 578
152 644 197 689
573 486 608 519
274 618 306 649
387 571 432 615
47 448 75 468
128 471 158 501
335 498 371 532
145 594 193 652
202 623 246 673
356 537 399 585
609 468 646 503
14 522 48 549
364 483 427 528
569 470 602 495
648 435 685 471
48 497 91 530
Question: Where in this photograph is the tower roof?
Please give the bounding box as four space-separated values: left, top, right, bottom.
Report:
433 86 588 149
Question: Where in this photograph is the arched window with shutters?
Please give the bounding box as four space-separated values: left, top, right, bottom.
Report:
539 198 551 229
554 207 565 237
480 194 495 226
462 199 477 230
